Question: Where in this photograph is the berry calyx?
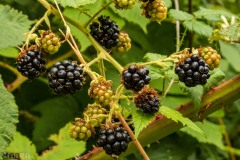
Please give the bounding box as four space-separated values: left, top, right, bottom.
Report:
47 60 85 94
69 118 95 141
96 126 131 156
121 64 151 92
89 15 119 49
197 47 221 70
84 104 107 127
116 32 131 53
113 0 137 10
38 30 61 54
175 54 210 87
88 77 114 106
16 45 46 79
134 86 160 114
141 0 168 22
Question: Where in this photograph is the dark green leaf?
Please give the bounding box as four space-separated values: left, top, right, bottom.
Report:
183 19 213 37
0 76 18 155
204 68 226 91
168 9 194 21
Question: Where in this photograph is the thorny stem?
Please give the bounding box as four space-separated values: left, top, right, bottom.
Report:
174 0 180 52
84 1 113 28
118 115 150 160
179 28 188 49
218 117 236 160
0 62 20 76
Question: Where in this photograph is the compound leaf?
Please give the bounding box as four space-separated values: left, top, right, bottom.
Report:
0 76 19 156
0 5 33 49
169 9 194 21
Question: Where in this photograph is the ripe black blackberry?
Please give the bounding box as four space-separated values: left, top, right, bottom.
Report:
16 46 46 79
47 60 85 94
96 126 131 156
175 54 210 87
121 64 151 92
89 15 119 49
134 86 160 114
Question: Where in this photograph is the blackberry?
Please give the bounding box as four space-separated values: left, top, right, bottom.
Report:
84 104 107 127
69 118 95 141
198 47 221 70
113 0 137 10
16 45 46 79
90 15 119 49
96 126 131 156
38 30 61 54
121 64 151 92
134 86 160 114
88 77 114 106
141 0 168 22
175 54 210 87
116 32 131 53
47 60 85 94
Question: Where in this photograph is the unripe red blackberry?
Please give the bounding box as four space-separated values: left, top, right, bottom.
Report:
38 30 61 54
141 0 168 22
113 0 137 10
69 118 95 141
88 77 114 106
134 86 160 114
121 64 151 92
47 60 85 94
96 126 131 156
16 45 46 79
197 47 221 70
175 54 210 87
117 32 131 53
89 15 119 49
84 104 107 127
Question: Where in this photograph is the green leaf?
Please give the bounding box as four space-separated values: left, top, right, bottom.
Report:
0 76 18 156
194 7 237 22
143 53 167 61
181 121 225 150
180 84 204 111
39 123 86 160
159 106 205 136
219 40 240 72
204 68 226 91
147 65 165 80
32 96 79 151
183 19 213 37
168 9 194 21
5 132 38 160
162 0 172 8
132 110 156 138
110 2 149 33
0 47 18 58
51 0 97 8
0 5 33 49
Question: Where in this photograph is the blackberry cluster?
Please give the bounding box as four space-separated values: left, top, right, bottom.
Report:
16 46 46 79
96 126 131 155
38 30 61 54
69 118 94 141
134 87 160 114
175 54 210 87
121 64 151 92
141 0 168 22
117 32 131 53
198 47 221 70
88 77 114 106
84 104 107 127
47 60 85 94
113 0 136 10
90 15 119 49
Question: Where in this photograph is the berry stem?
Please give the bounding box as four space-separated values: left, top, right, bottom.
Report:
118 115 150 160
83 1 113 28
7 75 27 92
0 62 21 76
174 0 180 52
86 55 102 67
84 68 98 80
161 78 175 100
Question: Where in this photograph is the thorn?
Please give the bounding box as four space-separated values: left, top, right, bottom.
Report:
198 110 204 120
205 103 213 109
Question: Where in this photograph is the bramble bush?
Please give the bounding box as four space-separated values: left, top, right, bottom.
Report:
0 0 240 160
